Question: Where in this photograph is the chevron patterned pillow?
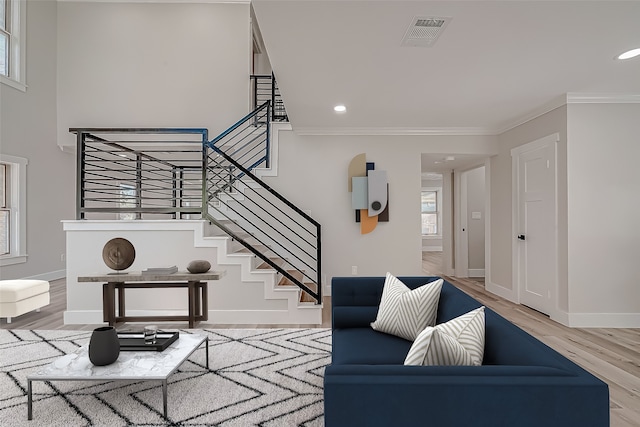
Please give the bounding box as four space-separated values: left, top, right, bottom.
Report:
370 273 443 341
404 306 485 366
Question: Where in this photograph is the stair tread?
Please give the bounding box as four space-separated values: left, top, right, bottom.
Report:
277 270 304 286
255 257 285 269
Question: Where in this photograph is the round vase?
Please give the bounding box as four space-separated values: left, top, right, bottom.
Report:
187 259 211 274
88 326 120 366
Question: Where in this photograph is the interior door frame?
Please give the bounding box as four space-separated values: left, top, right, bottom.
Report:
511 133 559 313
454 169 469 278
454 163 488 279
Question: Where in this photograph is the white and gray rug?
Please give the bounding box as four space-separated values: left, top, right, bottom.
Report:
0 328 331 426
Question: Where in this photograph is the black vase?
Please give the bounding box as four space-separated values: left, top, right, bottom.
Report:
88 326 120 366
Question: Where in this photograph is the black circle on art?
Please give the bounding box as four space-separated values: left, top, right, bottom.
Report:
371 201 382 210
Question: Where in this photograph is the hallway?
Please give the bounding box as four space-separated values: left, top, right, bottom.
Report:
421 251 443 276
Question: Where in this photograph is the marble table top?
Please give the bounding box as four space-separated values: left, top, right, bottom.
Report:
27 333 206 381
77 271 226 282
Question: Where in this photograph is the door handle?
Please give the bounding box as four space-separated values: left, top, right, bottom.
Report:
517 235 526 241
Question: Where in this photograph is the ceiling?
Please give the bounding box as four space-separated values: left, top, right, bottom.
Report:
251 0 640 136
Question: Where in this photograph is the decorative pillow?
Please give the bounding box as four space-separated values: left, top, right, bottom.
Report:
404 306 485 366
370 273 443 341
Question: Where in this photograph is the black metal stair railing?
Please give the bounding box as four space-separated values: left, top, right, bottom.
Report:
70 128 209 220
251 73 288 122
204 102 322 304
70 91 322 304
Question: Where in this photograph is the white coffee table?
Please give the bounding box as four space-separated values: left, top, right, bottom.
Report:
26 333 208 420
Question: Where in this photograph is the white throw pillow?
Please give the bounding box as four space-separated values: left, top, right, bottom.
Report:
370 273 443 341
404 306 485 366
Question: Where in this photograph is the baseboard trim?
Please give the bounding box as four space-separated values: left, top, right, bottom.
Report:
209 309 322 325
64 310 105 325
485 281 517 303
468 268 485 278
63 308 322 325
567 312 640 328
24 269 66 281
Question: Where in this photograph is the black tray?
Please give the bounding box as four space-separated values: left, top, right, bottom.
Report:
117 331 179 352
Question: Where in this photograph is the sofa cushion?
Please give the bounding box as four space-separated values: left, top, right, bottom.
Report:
332 327 412 365
370 273 443 341
405 307 485 366
0 280 50 303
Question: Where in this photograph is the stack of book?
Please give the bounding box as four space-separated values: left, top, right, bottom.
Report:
141 265 178 275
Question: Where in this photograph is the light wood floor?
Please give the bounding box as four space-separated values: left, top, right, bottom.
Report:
2 258 639 426
423 251 640 427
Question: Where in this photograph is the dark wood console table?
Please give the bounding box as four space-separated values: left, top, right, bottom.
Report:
78 271 226 328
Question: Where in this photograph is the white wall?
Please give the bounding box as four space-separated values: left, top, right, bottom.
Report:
566 103 640 326
490 106 568 309
490 102 639 327
0 1 73 280
264 131 497 285
56 1 251 148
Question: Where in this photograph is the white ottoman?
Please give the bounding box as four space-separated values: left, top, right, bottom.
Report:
0 280 50 324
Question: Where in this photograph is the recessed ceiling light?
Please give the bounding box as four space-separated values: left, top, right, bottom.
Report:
617 48 640 60
444 156 455 161
334 105 347 113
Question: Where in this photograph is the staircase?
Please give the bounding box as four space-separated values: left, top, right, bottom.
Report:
203 101 322 307
71 84 323 324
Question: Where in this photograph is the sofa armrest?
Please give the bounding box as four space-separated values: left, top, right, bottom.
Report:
324 365 609 427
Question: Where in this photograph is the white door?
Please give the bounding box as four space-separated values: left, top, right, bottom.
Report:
512 134 558 315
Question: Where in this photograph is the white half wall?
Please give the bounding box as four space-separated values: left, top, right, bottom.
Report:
62 220 288 325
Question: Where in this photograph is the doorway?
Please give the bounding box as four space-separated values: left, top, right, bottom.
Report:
421 172 444 276
512 133 558 316
456 166 486 279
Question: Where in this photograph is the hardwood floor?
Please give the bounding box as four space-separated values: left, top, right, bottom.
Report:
0 278 332 331
2 265 638 426
422 251 640 427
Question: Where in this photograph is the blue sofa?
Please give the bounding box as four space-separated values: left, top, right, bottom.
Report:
324 276 609 427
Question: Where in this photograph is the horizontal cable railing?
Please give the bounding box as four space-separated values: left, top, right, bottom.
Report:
70 128 208 220
71 101 322 304
209 102 270 171
205 102 322 304
251 73 288 122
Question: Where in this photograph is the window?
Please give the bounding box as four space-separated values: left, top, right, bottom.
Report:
119 184 137 220
0 164 8 254
0 0 26 90
0 154 27 266
0 0 9 76
421 190 439 235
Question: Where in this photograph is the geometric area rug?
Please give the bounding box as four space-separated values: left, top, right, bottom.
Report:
0 328 331 426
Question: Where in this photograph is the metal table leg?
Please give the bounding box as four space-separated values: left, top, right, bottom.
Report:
205 336 209 369
162 380 168 418
187 281 195 328
27 380 32 420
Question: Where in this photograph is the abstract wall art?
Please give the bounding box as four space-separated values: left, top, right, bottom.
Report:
348 153 389 234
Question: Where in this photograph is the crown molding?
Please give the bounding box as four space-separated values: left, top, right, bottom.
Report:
292 126 495 137
495 92 640 134
494 94 568 135
566 93 640 104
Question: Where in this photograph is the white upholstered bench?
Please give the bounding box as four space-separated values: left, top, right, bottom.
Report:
0 280 50 324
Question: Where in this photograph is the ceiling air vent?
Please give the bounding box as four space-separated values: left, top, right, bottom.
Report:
401 16 451 47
